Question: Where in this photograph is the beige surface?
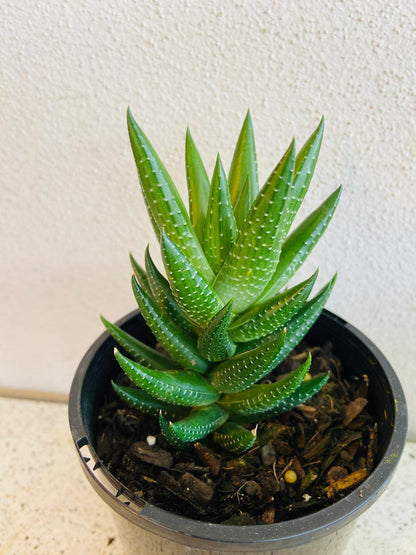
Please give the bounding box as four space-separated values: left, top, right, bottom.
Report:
1 1 415 439
0 397 415 555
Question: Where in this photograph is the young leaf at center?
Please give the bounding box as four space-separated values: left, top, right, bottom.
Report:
203 154 238 273
228 110 259 225
197 300 236 361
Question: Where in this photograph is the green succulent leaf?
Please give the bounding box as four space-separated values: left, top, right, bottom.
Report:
217 353 311 416
232 176 250 230
127 108 213 282
203 154 238 273
259 186 342 301
101 315 179 370
160 404 228 446
280 117 325 238
144 246 195 334
277 275 337 360
161 232 224 329
209 331 286 393
197 300 236 362
213 140 295 313
130 252 153 298
132 275 209 373
234 275 337 363
159 414 191 449
228 110 259 225
112 382 189 419
213 422 257 453
114 350 219 406
228 270 318 342
185 128 210 243
233 373 329 424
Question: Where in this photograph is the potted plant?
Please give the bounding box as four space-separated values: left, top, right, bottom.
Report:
69 110 407 554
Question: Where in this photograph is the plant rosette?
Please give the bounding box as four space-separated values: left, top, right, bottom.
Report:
69 112 407 554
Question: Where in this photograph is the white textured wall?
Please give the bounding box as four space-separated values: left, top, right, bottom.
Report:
1 1 415 437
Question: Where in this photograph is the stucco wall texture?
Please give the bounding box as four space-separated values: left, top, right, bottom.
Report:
1 1 415 437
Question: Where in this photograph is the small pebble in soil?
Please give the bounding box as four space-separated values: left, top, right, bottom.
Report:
284 470 298 484
146 435 156 446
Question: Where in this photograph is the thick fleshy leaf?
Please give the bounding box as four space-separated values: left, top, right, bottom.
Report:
217 354 311 416
160 405 228 446
130 253 153 297
114 350 219 406
203 154 237 273
280 117 325 238
233 374 329 423
159 414 191 449
277 275 337 360
185 128 210 242
213 140 295 313
197 301 236 362
258 186 341 301
144 246 195 334
101 315 178 370
161 232 223 329
228 110 259 224
112 382 188 419
235 275 337 361
127 108 213 282
228 270 318 342
213 422 257 453
132 276 209 373
233 176 250 229
209 331 286 393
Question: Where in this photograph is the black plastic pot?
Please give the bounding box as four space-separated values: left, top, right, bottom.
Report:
69 309 407 554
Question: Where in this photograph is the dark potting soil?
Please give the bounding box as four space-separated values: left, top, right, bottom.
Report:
95 340 378 525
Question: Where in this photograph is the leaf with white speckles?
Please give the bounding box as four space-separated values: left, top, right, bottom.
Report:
280 117 325 238
228 270 318 342
114 350 219 406
213 140 295 312
185 128 210 243
127 109 213 283
233 373 329 424
101 315 179 370
197 300 236 362
130 252 153 297
160 404 228 445
144 246 195 334
213 422 257 453
161 232 224 329
217 354 311 416
277 275 337 360
259 186 342 301
209 330 286 393
203 154 237 273
112 382 188 419
131 275 209 373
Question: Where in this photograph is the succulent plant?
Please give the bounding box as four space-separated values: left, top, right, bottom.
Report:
102 109 341 454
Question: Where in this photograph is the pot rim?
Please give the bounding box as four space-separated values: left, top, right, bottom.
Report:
68 309 407 550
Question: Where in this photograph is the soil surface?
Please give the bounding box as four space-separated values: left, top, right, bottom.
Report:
95 340 378 525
